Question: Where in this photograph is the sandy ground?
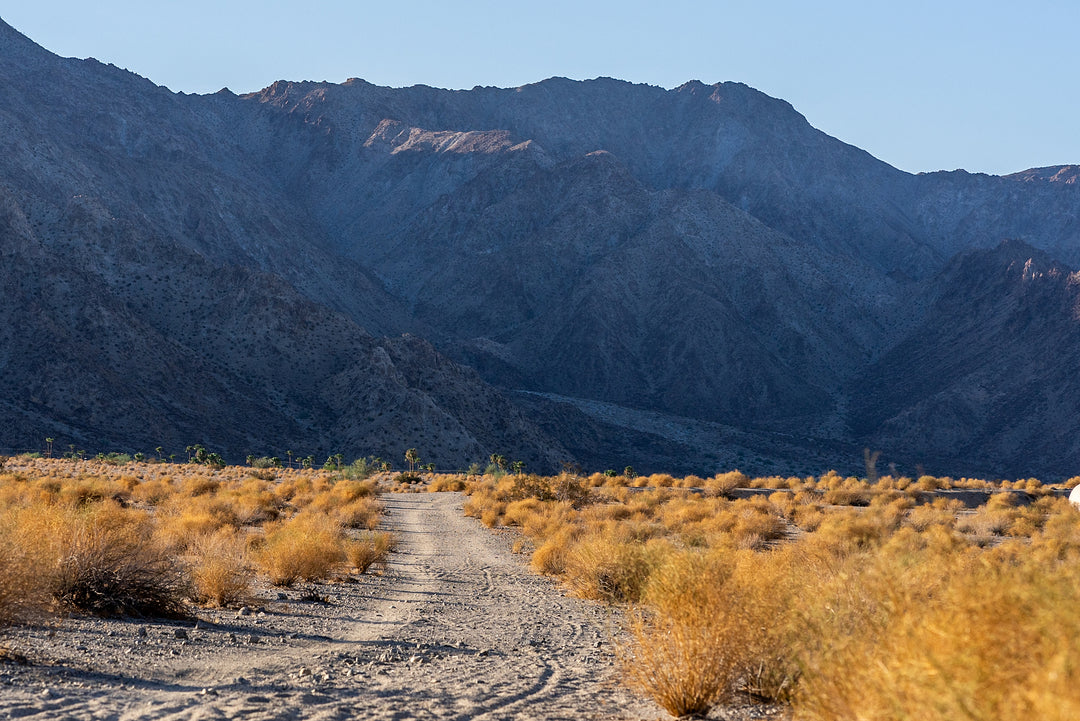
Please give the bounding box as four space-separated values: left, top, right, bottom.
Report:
0 493 671 720
1 493 790 720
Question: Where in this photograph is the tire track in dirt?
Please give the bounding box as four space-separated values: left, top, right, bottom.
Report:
0 493 661 720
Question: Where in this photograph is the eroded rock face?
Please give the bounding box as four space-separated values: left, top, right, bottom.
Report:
1 18 1079 475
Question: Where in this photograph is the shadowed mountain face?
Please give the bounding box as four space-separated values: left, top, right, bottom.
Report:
2 18 1079 476
850 240 1080 478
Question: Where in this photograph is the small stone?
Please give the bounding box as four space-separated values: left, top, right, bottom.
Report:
174 629 189 640
246 634 259 644
235 676 249 685
477 649 490 657
277 592 287 600
237 606 251 617
136 627 148 637
297 667 312 678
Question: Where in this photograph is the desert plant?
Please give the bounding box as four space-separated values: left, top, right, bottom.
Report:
255 513 345 586
0 510 51 625
46 504 188 617
622 552 743 717
187 529 252 607
344 531 396 573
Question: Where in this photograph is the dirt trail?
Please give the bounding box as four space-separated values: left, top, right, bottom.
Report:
0 493 661 720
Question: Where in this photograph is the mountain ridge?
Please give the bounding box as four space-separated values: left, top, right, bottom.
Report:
2 18 1079 476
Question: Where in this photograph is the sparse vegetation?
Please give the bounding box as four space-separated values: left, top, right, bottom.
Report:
453 467 1080 719
0 455 393 624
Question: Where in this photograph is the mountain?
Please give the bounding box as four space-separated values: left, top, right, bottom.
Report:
850 240 1080 478
1 17 1079 476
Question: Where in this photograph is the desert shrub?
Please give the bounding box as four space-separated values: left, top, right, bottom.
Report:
187 529 252 607
155 495 241 552
810 506 900 555
130 477 174 505
345 531 396 573
480 503 506 528
181 475 221 497
0 509 51 624
563 535 666 603
905 499 957 532
915 474 946 491
428 475 467 492
255 513 345 586
43 504 187 617
704 471 747 497
531 526 581 576
796 541 1080 721
332 496 382 530
956 505 1014 539
623 552 742 717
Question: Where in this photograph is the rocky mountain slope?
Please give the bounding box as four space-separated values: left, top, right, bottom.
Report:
2 18 1078 476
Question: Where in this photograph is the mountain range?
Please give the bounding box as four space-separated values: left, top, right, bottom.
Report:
2 18 1078 478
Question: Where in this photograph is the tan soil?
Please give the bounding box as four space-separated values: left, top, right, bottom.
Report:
0 493 788 720
0 493 664 719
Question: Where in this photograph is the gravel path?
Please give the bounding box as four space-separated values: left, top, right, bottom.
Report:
0 493 663 720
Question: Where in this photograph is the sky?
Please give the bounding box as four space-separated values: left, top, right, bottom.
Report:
3 1 1078 175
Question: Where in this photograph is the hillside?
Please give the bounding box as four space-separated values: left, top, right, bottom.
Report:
2 17 1079 475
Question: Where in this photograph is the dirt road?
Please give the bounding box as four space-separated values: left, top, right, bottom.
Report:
0 493 662 720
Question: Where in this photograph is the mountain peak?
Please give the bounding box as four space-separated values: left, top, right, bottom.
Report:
1006 165 1080 184
0 17 52 60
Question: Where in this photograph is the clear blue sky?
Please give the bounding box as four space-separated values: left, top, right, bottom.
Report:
4 1 1078 175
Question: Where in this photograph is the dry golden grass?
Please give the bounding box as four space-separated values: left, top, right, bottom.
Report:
623 553 742 717
458 468 1079 719
344 531 396 574
37 503 188 618
0 456 391 621
0 508 51 625
186 529 252 608
255 512 346 587
427 474 468 492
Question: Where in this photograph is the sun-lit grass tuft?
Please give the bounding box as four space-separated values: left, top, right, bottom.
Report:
255 512 346 587
187 529 252 608
344 531 396 574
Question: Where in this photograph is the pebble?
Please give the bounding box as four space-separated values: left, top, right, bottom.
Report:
237 606 251 617
174 629 189 640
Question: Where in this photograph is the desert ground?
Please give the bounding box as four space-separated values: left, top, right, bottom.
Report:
0 492 782 720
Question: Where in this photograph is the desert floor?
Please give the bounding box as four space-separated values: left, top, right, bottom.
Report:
0 492 786 720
